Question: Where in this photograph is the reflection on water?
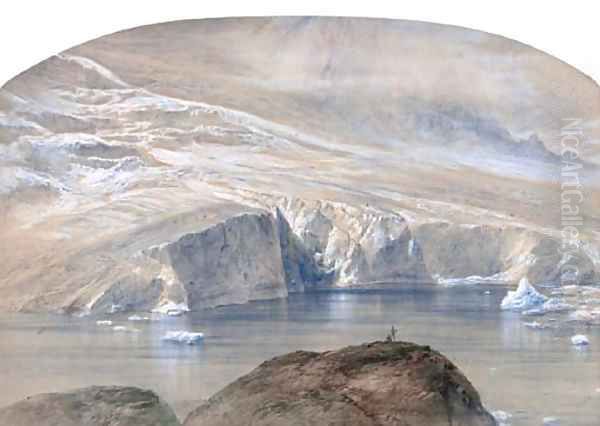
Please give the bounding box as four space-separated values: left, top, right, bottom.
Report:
0 284 599 425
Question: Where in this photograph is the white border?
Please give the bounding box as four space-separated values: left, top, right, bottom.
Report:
1 1 598 85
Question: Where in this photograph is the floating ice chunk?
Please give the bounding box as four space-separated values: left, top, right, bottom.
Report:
541 299 573 312
571 334 590 346
152 302 190 316
128 315 150 321
543 417 560 426
569 309 600 322
491 410 512 426
501 278 547 311
96 320 113 326
571 334 589 346
161 330 204 345
522 299 574 316
523 321 545 330
112 326 140 333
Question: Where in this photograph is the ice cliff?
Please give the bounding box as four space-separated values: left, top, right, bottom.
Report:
55 196 599 315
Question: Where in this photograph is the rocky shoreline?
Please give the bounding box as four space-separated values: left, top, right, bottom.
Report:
0 341 497 426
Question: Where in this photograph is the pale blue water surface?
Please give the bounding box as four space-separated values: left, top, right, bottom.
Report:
1 284 599 425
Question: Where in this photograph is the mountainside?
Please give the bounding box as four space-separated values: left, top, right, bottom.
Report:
1 17 599 314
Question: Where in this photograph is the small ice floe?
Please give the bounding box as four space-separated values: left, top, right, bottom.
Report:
96 320 113 326
501 278 547 311
112 326 140 333
491 410 512 426
569 309 600 322
543 416 560 425
522 299 574 316
523 321 546 330
554 285 585 296
571 334 590 347
128 315 151 322
484 290 492 295
152 302 190 317
161 331 204 345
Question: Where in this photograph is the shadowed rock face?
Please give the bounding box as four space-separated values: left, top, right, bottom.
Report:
184 341 497 426
0 386 181 426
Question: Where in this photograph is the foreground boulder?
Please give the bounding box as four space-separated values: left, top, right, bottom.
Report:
0 386 181 426
184 341 496 426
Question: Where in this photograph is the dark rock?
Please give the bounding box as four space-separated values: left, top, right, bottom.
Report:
0 386 181 426
184 341 497 426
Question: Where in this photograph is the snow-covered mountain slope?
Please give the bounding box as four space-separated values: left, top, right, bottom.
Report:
1 18 599 314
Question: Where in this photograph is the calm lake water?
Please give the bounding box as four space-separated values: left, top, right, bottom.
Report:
1 284 599 425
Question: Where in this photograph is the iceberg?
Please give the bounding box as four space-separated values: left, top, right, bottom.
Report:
501 278 547 311
571 334 590 346
96 320 113 326
161 330 204 345
543 417 560 426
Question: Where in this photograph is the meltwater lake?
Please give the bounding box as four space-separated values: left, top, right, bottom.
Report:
1 284 599 425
